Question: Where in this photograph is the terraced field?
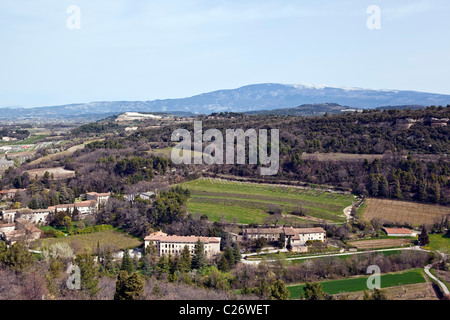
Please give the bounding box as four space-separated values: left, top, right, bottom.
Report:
349 238 416 250
361 198 450 226
180 178 354 225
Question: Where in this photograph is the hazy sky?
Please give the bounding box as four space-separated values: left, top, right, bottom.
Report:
1 0 450 108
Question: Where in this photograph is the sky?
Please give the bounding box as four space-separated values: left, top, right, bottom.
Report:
1 0 450 108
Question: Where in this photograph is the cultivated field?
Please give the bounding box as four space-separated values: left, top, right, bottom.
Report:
180 178 354 224
361 198 450 226
36 229 142 252
287 268 426 298
339 282 438 300
349 238 415 250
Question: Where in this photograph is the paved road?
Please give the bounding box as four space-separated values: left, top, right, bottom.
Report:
241 246 428 265
424 264 450 295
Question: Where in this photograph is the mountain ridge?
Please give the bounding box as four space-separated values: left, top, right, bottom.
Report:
1 83 449 121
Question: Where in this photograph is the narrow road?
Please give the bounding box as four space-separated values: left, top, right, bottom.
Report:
424 264 450 295
241 246 428 265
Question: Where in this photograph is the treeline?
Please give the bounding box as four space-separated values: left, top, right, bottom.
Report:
71 122 119 136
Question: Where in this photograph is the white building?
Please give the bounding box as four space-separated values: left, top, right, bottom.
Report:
86 192 111 206
144 231 221 258
243 226 326 252
1 208 51 225
48 200 97 216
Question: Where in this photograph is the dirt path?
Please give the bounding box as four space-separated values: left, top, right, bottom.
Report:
424 264 450 295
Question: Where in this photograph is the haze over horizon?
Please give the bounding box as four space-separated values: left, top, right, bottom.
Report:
1 0 450 108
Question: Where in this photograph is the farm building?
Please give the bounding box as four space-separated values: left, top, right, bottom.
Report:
0 188 26 200
2 219 41 244
86 192 111 206
383 227 414 237
144 231 221 258
48 200 98 216
243 226 326 251
1 208 51 225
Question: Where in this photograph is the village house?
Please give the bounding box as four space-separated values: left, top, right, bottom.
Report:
124 190 157 202
2 218 41 245
86 192 111 206
1 208 51 225
48 200 97 216
0 188 26 200
243 226 326 252
144 231 221 258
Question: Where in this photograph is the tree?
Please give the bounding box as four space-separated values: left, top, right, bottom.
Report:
120 250 134 274
218 255 230 272
71 206 80 221
192 239 206 270
1 242 35 273
75 252 99 297
418 225 430 246
114 271 144 300
155 254 170 279
363 288 388 300
223 246 235 267
176 245 192 273
303 282 326 300
270 279 290 300
62 216 72 232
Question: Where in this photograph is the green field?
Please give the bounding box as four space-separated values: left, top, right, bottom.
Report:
179 178 354 224
36 229 143 252
424 233 450 254
0 134 47 146
287 268 426 298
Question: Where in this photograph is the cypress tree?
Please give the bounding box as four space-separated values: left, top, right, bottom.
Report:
120 250 134 274
114 271 144 300
192 239 206 270
223 246 235 267
176 245 192 273
75 253 99 298
419 225 430 246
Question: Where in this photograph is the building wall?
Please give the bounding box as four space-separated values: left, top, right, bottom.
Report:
145 240 220 258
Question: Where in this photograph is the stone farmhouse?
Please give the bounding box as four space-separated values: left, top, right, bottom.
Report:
0 188 26 200
86 192 111 206
243 226 326 252
144 231 221 258
48 200 97 216
1 208 51 224
1 218 42 245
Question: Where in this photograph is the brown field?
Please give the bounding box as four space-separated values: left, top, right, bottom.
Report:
361 198 450 226
335 282 438 300
25 167 75 179
349 238 415 249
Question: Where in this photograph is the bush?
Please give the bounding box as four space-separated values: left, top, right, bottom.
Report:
70 224 114 235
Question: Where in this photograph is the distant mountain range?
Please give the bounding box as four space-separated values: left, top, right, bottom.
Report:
245 103 360 116
1 83 449 122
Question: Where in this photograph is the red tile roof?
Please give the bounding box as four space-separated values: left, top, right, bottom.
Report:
383 228 412 235
144 231 220 244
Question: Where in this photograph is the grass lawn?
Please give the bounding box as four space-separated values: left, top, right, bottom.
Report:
179 178 353 224
287 268 426 298
36 229 143 252
423 233 450 254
